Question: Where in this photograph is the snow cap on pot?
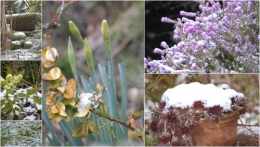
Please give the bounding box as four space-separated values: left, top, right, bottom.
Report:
150 82 247 146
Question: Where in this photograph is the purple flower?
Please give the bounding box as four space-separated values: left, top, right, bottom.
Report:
180 11 196 17
161 17 174 23
191 63 198 70
146 1 259 73
161 41 169 49
236 35 242 43
153 48 164 55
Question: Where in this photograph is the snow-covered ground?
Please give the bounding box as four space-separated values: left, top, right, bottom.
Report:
1 86 42 120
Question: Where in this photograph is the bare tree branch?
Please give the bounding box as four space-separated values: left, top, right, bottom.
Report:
42 0 64 35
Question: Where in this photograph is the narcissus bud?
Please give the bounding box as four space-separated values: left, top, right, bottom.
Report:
69 21 84 45
101 19 111 55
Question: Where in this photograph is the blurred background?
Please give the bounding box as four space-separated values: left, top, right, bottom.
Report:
145 74 259 126
42 1 144 145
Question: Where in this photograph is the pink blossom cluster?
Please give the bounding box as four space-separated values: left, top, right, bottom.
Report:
145 0 259 73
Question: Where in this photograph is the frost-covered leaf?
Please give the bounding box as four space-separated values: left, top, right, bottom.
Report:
75 103 91 117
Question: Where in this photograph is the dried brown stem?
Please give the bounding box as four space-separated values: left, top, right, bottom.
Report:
91 110 135 131
238 118 259 141
42 0 64 35
90 110 143 140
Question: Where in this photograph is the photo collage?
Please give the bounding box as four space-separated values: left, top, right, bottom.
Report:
0 0 259 146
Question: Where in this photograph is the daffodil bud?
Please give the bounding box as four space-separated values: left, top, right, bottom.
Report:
69 21 84 45
101 19 111 55
84 38 94 72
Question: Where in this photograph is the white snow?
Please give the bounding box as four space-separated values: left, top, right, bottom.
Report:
161 82 244 111
24 41 33 45
24 115 36 120
12 41 21 45
36 103 42 110
28 97 35 104
237 126 259 135
218 84 230 90
77 93 94 112
13 32 26 37
23 106 36 113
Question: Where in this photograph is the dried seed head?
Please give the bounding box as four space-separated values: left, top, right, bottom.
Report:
188 124 196 132
166 111 178 124
150 120 158 133
159 101 166 110
207 105 223 115
157 121 164 129
159 135 171 144
239 106 247 114
193 100 205 110
181 126 189 135
161 113 167 119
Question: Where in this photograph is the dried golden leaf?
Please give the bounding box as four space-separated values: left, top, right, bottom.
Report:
42 46 50 58
46 47 58 62
42 73 52 80
50 75 66 89
51 105 59 114
67 78 77 89
48 112 54 119
49 67 61 80
42 60 55 68
63 87 74 99
46 95 53 105
53 115 62 123
56 101 67 116
57 86 66 93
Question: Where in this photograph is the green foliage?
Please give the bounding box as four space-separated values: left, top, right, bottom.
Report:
0 67 41 120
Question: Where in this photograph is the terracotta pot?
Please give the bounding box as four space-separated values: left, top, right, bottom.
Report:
176 110 239 146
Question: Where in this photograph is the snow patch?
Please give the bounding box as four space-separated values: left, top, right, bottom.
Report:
161 82 245 111
24 115 36 120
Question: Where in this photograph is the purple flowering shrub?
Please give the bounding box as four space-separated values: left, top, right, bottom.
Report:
145 0 259 73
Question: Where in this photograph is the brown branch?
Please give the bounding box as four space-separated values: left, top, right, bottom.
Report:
238 118 259 142
91 110 135 131
90 110 143 140
42 0 64 35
